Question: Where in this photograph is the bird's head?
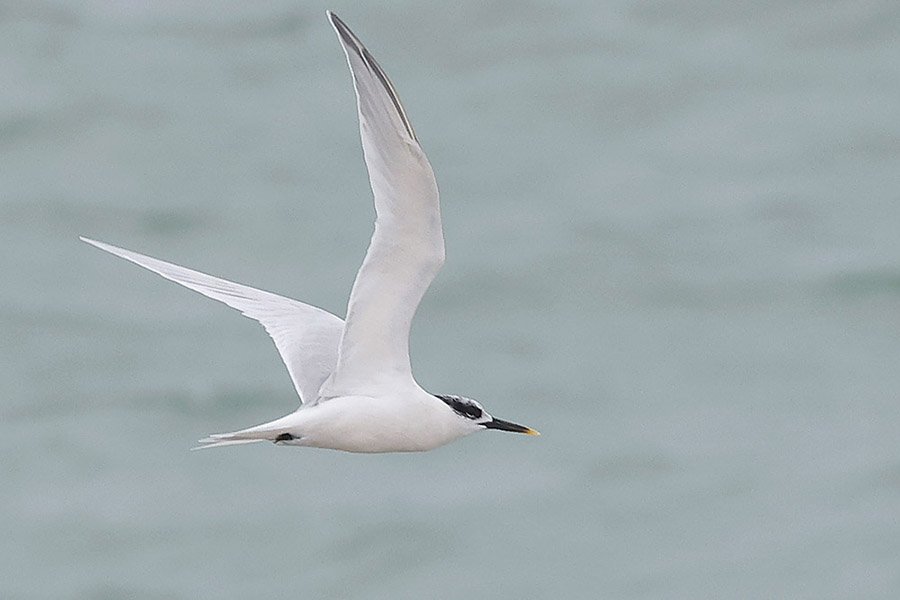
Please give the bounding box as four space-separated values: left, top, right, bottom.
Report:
434 394 539 436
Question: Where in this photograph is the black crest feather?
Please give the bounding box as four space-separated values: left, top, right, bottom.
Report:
435 394 483 420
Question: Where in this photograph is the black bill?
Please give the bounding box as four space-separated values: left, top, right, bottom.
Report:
483 418 540 435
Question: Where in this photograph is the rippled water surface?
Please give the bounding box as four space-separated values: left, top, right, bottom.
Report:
3 1 900 598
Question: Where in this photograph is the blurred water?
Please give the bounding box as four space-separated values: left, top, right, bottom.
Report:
3 1 900 598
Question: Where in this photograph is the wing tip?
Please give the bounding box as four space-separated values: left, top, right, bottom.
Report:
326 10 418 143
326 10 354 49
80 236 112 253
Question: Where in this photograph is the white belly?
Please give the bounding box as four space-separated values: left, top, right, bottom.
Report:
293 395 470 453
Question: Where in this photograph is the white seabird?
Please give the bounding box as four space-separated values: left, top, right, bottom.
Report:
81 11 538 453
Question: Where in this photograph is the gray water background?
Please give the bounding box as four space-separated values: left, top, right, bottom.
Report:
3 1 900 598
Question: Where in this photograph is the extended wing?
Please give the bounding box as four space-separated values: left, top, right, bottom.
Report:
80 237 343 405
323 12 444 395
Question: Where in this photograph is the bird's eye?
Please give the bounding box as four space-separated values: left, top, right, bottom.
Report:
435 394 483 420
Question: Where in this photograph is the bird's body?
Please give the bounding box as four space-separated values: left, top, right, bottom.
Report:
248 392 470 454
82 12 537 453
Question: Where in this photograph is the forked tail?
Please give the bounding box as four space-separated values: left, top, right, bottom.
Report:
191 436 267 451
192 412 301 450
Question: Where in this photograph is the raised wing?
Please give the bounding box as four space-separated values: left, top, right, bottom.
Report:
80 237 343 405
323 12 444 395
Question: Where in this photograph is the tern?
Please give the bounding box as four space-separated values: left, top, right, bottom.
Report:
81 11 538 453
